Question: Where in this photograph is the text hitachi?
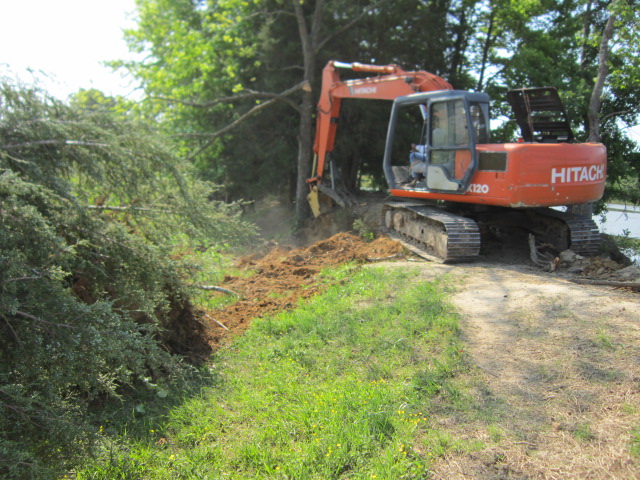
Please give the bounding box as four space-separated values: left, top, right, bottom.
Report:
551 165 604 184
351 86 377 95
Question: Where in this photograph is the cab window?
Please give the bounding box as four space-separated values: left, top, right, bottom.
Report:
430 100 469 148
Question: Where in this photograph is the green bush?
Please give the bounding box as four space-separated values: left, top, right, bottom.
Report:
0 83 256 478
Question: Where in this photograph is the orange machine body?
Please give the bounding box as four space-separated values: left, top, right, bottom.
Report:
389 142 607 207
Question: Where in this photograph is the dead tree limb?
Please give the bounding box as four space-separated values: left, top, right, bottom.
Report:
203 313 230 331
151 87 301 113
185 80 309 162
570 279 640 291
365 253 405 263
192 285 240 297
1 140 109 150
14 310 75 329
86 205 158 212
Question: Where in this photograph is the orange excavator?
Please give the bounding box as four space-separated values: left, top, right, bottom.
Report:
307 60 607 261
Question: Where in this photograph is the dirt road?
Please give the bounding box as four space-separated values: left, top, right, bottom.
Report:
407 261 640 479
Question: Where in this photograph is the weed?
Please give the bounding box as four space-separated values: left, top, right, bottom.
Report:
631 428 640 457
353 218 375 242
488 424 504 443
571 422 596 442
594 327 615 350
546 296 573 319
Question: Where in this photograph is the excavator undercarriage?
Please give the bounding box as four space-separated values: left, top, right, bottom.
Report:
382 200 601 263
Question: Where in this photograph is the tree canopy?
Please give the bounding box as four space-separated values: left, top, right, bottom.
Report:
116 0 638 216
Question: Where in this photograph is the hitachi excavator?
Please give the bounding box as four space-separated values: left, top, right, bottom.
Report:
306 60 607 262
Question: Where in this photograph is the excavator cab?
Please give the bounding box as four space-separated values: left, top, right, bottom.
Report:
383 91 490 194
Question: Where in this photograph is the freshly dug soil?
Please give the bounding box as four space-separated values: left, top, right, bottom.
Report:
200 232 405 349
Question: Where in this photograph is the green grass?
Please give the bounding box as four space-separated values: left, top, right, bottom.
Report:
571 422 596 442
73 265 469 479
631 428 640 457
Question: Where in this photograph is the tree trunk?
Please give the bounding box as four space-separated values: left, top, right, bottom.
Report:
587 6 616 143
294 91 314 223
569 4 616 218
291 0 386 223
580 0 593 70
292 0 324 225
476 8 495 91
449 4 470 86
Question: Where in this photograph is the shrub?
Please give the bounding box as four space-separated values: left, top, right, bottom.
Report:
0 83 256 478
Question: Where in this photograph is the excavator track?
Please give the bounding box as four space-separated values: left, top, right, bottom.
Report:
383 201 481 262
529 208 601 256
383 202 601 263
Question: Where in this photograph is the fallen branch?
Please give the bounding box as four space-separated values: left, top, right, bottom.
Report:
569 278 640 291
14 310 75 329
87 205 158 212
365 253 405 263
192 285 240 297
528 234 559 272
1 139 108 150
203 313 229 331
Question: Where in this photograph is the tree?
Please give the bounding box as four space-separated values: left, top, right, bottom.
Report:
477 0 639 206
118 0 640 228
120 0 482 223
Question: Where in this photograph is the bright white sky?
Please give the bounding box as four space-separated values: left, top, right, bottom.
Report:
0 0 638 142
0 0 140 100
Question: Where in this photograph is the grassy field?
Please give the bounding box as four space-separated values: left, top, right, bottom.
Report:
71 265 476 479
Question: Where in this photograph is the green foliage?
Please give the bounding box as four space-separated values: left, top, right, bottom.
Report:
610 230 640 262
631 428 640 457
117 0 495 201
0 167 179 480
481 0 639 203
0 82 256 479
352 217 375 242
73 266 470 479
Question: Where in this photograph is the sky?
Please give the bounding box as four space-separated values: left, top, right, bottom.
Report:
0 0 638 142
0 0 140 100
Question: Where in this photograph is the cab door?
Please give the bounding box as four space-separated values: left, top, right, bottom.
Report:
383 91 490 192
425 98 485 193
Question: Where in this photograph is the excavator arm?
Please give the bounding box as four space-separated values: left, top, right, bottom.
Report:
307 61 452 215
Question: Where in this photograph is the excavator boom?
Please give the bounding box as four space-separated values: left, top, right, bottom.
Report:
309 61 452 187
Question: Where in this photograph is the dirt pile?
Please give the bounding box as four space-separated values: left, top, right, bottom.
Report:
201 232 405 349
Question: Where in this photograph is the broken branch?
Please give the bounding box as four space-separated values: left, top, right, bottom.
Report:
185 80 308 162
203 313 229 331
192 285 240 297
569 279 640 291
